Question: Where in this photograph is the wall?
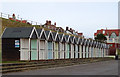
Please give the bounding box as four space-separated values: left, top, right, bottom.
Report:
2 38 20 61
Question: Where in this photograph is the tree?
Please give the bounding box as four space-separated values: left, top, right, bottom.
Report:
95 33 107 42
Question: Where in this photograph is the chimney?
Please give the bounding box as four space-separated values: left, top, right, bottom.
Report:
66 27 69 31
54 22 56 26
45 20 49 25
70 28 72 30
49 20 51 25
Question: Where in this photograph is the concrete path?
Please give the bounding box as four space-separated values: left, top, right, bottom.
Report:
4 60 118 75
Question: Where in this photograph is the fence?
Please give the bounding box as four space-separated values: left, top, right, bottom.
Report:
0 12 42 25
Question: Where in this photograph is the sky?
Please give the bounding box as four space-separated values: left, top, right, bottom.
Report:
0 0 118 38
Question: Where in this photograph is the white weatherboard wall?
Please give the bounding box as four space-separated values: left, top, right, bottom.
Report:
83 45 85 58
79 45 82 58
89 46 91 58
71 44 74 58
39 40 46 60
86 46 88 58
61 43 65 59
20 39 30 60
75 44 78 58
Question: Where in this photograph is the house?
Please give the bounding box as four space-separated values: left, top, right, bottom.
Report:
94 29 120 55
2 27 38 61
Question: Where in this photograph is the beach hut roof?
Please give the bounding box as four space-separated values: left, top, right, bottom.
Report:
37 28 42 36
2 27 38 39
52 32 57 40
74 37 79 44
64 35 70 42
61 35 66 43
58 33 64 41
69 36 74 43
37 28 47 40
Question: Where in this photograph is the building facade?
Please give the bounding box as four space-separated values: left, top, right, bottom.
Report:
94 29 120 55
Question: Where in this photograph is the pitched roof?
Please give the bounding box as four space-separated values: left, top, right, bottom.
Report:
58 34 63 41
64 35 69 42
52 32 57 40
69 36 74 43
37 29 42 36
45 30 50 38
2 27 33 38
62 35 66 43
94 29 120 36
74 37 79 44
78 38 82 44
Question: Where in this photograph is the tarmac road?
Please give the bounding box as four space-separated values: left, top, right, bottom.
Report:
4 60 118 75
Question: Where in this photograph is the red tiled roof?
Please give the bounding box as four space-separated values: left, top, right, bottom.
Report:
94 29 120 36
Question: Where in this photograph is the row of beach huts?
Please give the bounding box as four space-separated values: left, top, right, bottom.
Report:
2 27 109 61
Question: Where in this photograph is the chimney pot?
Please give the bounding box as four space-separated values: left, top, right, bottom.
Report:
54 22 56 26
66 27 69 30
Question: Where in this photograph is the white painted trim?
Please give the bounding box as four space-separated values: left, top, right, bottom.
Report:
39 29 44 39
66 35 70 43
61 34 66 42
30 27 39 38
48 30 54 41
1 28 7 38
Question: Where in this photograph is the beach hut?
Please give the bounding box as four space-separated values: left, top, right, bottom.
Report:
29 27 39 61
90 40 94 58
52 32 60 59
60 34 66 59
64 35 70 59
89 40 93 58
45 30 54 59
83 39 88 58
2 27 38 61
69 36 75 59
100 43 103 57
97 42 101 57
101 43 104 57
86 39 90 58
78 38 82 58
98 42 102 57
58 33 64 59
92 41 96 58
81 38 85 58
95 42 99 58
37 28 47 60
73 37 79 58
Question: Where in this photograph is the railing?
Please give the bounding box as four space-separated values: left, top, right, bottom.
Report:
0 12 42 25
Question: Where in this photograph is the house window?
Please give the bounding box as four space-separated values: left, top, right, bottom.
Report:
109 44 113 47
110 32 116 38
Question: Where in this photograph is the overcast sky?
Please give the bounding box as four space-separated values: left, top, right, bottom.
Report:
1 0 118 38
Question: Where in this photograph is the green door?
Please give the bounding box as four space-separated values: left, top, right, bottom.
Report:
31 39 38 60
